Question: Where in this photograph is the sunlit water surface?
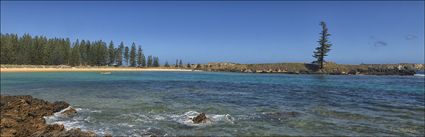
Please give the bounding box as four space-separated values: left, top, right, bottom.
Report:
1 72 424 136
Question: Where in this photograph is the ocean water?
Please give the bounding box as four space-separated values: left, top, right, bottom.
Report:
1 71 424 136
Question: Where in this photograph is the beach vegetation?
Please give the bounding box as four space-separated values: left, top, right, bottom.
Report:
108 41 115 65
147 55 153 67
116 42 124 66
0 33 167 67
164 61 170 67
130 43 137 67
124 46 129 66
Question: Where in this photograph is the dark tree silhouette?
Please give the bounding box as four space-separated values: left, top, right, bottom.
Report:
313 21 332 69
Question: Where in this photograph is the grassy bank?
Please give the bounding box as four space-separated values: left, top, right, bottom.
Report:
196 62 424 75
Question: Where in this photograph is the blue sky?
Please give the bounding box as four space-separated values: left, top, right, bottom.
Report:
1 1 424 64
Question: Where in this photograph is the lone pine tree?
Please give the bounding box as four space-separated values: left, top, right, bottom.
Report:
313 21 332 69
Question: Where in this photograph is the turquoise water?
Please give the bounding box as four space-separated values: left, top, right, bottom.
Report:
1 72 424 136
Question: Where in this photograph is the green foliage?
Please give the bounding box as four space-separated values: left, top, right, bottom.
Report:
0 34 18 64
164 61 170 67
124 46 129 66
116 42 124 66
147 55 153 67
0 33 165 67
141 54 146 67
153 56 159 67
313 21 332 69
195 64 202 69
179 59 183 68
137 46 144 67
1 33 72 65
129 43 137 67
69 40 81 66
79 40 88 65
108 41 115 65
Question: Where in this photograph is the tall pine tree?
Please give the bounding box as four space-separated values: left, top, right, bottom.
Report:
147 55 153 67
179 59 183 68
124 46 129 66
116 42 124 66
137 46 143 67
153 56 159 67
70 40 81 66
129 42 137 67
164 61 170 67
313 21 332 69
108 41 115 65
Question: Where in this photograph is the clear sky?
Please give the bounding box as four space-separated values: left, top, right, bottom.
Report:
1 1 424 64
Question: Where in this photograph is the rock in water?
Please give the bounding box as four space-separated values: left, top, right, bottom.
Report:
61 107 77 117
192 112 208 124
52 101 70 112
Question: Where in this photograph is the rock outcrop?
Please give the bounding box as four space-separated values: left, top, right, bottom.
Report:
191 113 210 124
0 95 96 137
196 62 424 76
60 107 77 117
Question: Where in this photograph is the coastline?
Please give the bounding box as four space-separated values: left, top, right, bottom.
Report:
1 63 423 76
197 62 424 76
0 67 194 73
0 95 100 137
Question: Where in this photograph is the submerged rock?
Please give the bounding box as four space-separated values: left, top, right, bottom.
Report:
0 95 97 137
191 112 210 124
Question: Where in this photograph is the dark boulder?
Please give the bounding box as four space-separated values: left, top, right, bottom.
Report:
52 101 70 113
192 112 209 124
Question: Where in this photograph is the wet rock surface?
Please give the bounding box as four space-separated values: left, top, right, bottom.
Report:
60 107 77 117
0 95 97 137
191 112 209 124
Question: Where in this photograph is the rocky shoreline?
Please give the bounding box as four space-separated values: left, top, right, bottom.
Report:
195 62 424 76
0 95 99 137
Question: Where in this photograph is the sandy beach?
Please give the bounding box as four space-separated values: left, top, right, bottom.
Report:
0 67 194 73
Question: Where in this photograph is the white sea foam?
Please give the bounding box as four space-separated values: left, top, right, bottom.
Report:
118 123 136 128
152 115 166 120
44 106 110 136
414 74 425 77
118 111 235 126
170 111 235 126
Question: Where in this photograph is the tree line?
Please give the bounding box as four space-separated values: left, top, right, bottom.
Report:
0 33 164 67
1 21 331 69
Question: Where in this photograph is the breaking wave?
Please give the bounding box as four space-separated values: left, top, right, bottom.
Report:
43 106 110 136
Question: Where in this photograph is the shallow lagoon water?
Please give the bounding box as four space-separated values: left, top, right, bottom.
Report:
1 71 424 136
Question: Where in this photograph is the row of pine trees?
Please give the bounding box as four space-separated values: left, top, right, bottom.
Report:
2 21 331 69
0 33 169 67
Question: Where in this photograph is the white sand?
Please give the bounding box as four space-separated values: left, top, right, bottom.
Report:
0 67 194 72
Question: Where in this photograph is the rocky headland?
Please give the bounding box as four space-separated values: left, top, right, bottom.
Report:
194 62 424 76
0 95 98 137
